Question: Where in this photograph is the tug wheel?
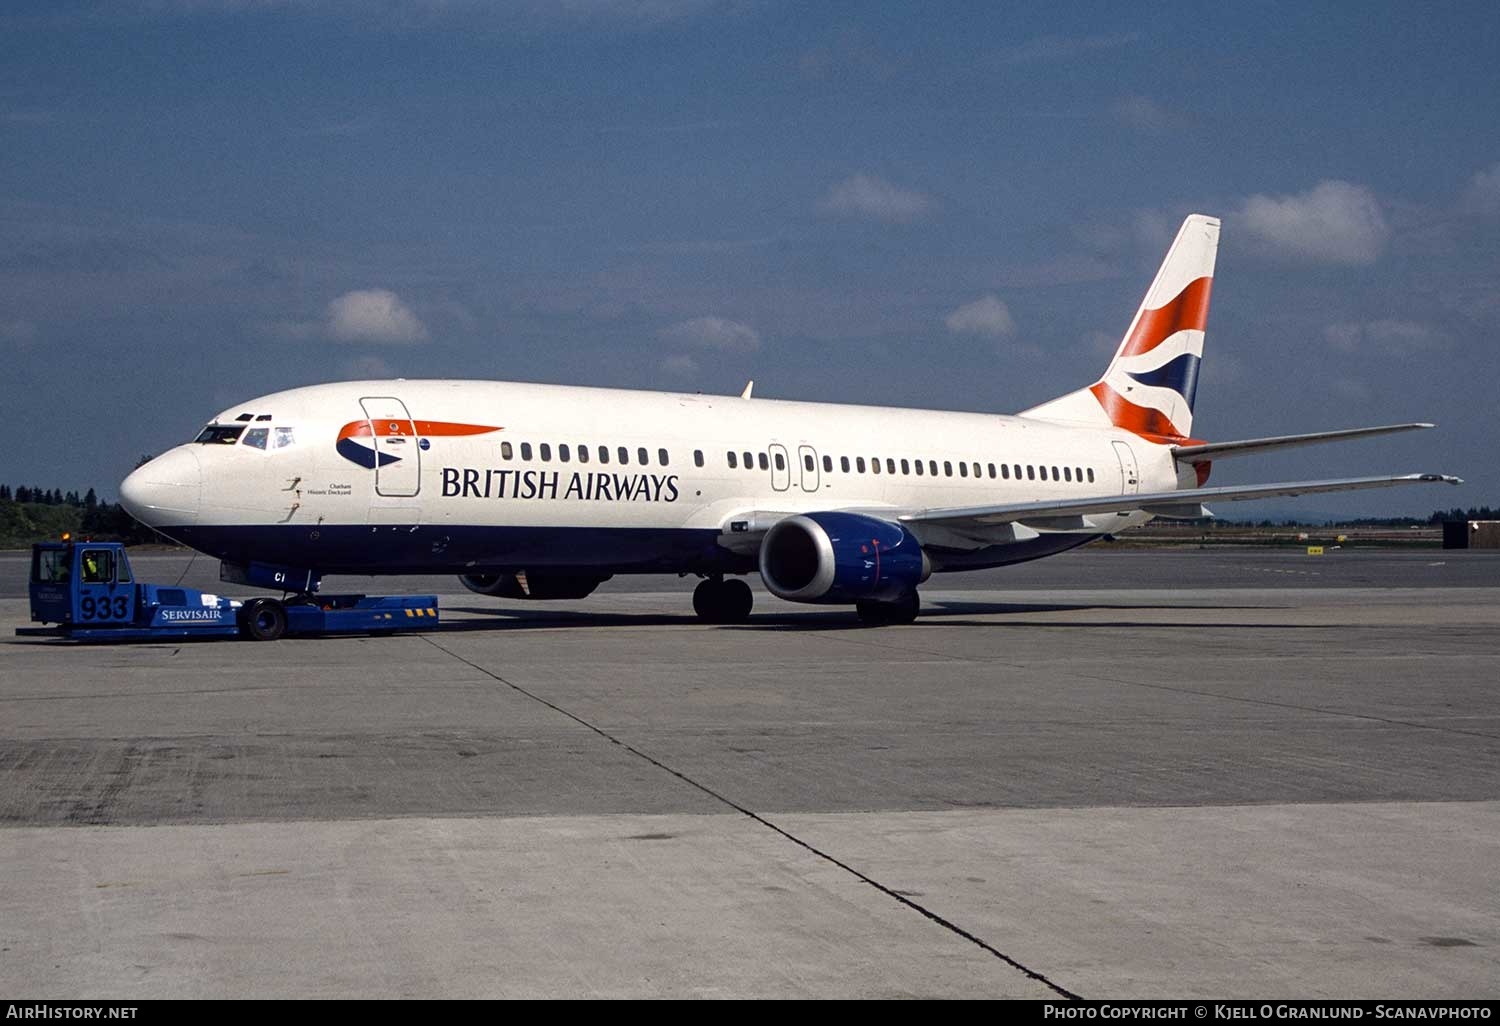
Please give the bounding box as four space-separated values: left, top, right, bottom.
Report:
240 598 287 641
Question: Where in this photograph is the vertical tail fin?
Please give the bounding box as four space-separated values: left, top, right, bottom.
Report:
1021 214 1219 441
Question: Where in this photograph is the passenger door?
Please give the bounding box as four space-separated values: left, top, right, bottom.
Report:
359 396 421 497
768 443 791 492
798 445 821 492
1112 440 1140 494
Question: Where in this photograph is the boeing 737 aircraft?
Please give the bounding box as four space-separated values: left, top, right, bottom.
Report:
120 215 1459 626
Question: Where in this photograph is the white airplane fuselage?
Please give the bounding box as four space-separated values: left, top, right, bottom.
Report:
122 378 1173 578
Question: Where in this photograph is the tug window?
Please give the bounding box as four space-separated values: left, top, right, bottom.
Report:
727 451 738 469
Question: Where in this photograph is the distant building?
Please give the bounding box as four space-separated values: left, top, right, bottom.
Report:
1442 520 1500 549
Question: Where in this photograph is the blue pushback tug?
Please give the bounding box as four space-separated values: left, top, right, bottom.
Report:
20 540 439 642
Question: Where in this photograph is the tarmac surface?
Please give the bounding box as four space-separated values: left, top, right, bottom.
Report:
2 547 1497 998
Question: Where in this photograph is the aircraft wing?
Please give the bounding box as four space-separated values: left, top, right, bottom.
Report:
1171 423 1433 463
899 473 1462 531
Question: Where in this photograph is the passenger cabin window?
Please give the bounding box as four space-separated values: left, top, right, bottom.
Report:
742 451 753 469
521 443 533 460
194 425 244 445
637 447 649 465
618 447 629 464
1001 464 1010 479
727 451 738 469
871 457 881 475
914 460 923 476
886 458 896 474
1064 467 1072 482
578 445 589 464
658 448 669 466
758 453 768 471
1087 468 1095 483
242 428 269 450
900 459 910 475
988 463 996 479
1026 465 1035 480
944 461 953 477
694 450 704 467
774 452 785 471
841 456 850 472
502 441 513 459
959 462 967 478
599 446 610 464
804 454 815 472
559 444 570 463
822 455 832 473
539 444 551 462
856 457 866 473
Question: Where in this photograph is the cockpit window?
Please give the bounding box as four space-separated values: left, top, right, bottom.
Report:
195 425 245 445
273 427 296 449
242 427 269 450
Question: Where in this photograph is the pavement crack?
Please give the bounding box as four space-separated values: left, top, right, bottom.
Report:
420 635 1081 1000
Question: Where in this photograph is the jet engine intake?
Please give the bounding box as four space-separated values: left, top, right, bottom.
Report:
758 512 929 603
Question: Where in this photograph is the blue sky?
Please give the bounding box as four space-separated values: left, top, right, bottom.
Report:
3 1 1497 516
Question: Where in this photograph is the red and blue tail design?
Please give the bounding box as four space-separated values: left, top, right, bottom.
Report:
1022 214 1219 442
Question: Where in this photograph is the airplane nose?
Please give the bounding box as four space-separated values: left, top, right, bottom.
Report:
119 446 202 525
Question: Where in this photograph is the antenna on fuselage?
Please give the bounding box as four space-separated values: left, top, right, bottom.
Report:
740 380 754 399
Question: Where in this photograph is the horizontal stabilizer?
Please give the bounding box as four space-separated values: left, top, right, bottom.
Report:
1172 423 1433 463
901 473 1462 530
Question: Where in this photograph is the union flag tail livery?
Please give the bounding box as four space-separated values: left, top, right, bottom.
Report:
119 213 1458 627
1022 214 1217 441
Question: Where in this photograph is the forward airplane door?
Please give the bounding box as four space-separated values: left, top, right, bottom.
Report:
360 396 421 497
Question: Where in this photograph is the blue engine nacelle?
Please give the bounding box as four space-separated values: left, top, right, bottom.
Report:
758 512 931 604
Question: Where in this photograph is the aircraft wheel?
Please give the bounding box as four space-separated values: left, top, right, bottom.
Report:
240 598 287 641
856 591 919 627
720 578 753 624
692 579 723 623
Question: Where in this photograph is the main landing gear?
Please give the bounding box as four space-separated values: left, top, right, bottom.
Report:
855 591 920 626
692 577 754 624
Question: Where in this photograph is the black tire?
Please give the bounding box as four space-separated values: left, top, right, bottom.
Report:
692 579 722 623
856 591 919 627
240 598 288 641
720 578 753 624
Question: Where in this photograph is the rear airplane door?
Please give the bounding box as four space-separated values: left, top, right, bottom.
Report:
1111 440 1139 495
360 396 421 497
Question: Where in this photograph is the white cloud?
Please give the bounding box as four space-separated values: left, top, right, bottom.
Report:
945 295 1016 339
819 173 935 224
1461 162 1500 216
658 315 760 352
1236 180 1390 265
326 289 429 344
1323 320 1443 355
